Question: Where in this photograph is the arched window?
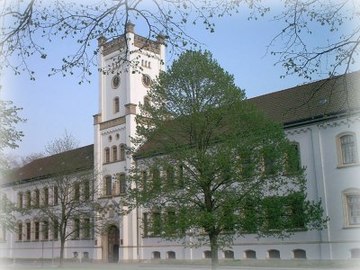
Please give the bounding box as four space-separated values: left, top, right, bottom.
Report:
104 176 112 196
343 189 360 226
293 249 306 259
152 251 161 259
144 95 150 107
224 250 234 259
167 251 176 259
104 148 110 163
337 133 358 166
17 222 23 241
119 174 126 194
268 249 280 259
114 97 120 113
112 146 118 162
119 144 125 161
204 250 212 259
245 249 256 259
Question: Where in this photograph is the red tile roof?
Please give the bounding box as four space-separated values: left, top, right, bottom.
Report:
3 144 94 186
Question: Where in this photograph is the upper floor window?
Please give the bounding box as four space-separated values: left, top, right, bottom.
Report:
337 133 358 166
119 144 126 161
119 173 126 194
114 97 120 113
104 147 110 163
17 192 23 209
43 187 49 206
112 146 118 162
53 186 59 206
17 223 23 241
34 189 40 208
104 176 112 196
343 189 360 227
25 191 31 208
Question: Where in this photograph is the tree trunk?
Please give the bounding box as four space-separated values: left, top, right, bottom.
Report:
59 237 65 267
209 232 219 270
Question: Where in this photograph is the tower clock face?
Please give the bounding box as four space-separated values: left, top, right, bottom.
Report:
112 75 120 89
142 74 152 87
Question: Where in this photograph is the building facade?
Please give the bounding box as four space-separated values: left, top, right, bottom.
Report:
0 26 359 262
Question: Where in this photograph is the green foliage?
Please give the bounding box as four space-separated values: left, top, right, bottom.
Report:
127 50 327 266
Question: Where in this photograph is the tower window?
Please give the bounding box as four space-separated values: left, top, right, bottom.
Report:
114 97 120 113
119 144 126 161
111 75 120 89
104 176 112 196
119 174 126 194
104 148 110 163
112 146 118 162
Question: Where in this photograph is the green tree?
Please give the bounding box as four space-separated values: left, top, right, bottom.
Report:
0 90 25 233
127 51 327 269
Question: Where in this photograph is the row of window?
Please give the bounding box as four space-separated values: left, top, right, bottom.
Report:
103 174 126 197
104 144 126 164
150 249 307 260
16 218 92 242
17 181 90 209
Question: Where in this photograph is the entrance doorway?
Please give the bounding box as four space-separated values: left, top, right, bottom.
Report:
107 225 120 263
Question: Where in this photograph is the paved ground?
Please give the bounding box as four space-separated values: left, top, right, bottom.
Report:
1 260 359 270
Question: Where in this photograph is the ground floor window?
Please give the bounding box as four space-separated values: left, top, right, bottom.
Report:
268 249 280 259
152 251 161 259
351 248 360 259
245 249 256 259
224 250 234 259
167 251 176 259
293 249 306 259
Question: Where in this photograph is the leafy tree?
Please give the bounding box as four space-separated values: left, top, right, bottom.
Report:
0 89 25 233
17 134 99 266
126 51 327 269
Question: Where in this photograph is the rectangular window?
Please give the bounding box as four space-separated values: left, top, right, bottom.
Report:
34 221 40 240
42 221 49 240
166 166 175 189
26 191 31 208
53 186 59 205
143 213 148 237
83 218 91 239
34 190 40 208
119 174 126 194
73 219 80 239
53 219 59 240
18 193 23 209
18 223 23 241
152 211 162 236
341 135 357 164
43 187 49 206
74 183 80 201
105 176 112 196
347 195 360 225
26 222 31 241
83 180 90 201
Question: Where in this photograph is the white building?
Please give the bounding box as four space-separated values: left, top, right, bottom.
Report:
0 25 359 262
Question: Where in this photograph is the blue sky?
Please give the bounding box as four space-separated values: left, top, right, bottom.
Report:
2 2 357 159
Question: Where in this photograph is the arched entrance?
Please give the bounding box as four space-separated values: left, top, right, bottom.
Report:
103 225 120 263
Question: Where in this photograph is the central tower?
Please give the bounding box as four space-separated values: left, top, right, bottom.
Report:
93 23 165 262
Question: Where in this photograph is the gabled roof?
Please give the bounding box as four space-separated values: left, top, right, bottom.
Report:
135 71 360 159
2 144 94 186
249 71 360 127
